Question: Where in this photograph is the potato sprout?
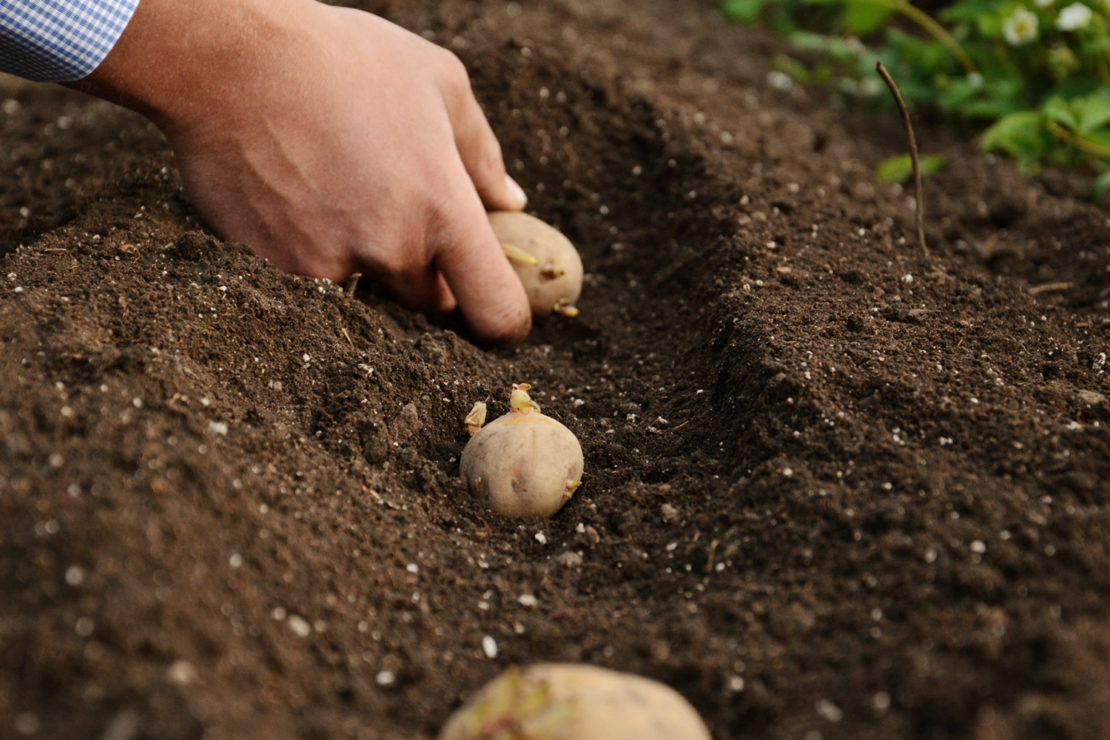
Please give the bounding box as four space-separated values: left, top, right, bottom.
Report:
460 384 583 519
465 401 487 437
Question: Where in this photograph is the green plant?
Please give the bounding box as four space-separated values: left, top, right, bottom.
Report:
724 0 1110 199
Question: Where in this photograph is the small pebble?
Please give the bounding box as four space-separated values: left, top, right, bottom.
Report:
816 699 843 722
167 660 198 685
287 615 311 637
555 551 583 567
75 617 94 637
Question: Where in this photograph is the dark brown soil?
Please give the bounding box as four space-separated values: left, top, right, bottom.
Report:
3 1 1109 738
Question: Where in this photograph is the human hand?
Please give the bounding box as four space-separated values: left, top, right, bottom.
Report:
73 0 532 344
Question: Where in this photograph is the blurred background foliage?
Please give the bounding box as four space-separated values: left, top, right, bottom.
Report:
723 0 1110 198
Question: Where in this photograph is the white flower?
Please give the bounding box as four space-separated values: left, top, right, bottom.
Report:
1003 7 1040 44
1057 2 1094 29
968 72 984 88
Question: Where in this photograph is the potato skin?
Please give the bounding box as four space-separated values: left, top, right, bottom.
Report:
489 211 583 316
439 663 712 740
460 412 583 518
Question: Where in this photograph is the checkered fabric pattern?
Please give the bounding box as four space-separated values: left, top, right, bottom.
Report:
0 0 141 82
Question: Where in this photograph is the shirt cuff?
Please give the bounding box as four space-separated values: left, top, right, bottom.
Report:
0 0 142 83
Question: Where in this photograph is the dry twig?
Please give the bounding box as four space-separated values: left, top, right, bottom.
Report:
345 272 362 297
876 61 927 256
1028 281 1074 296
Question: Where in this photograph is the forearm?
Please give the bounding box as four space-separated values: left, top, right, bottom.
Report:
68 0 316 131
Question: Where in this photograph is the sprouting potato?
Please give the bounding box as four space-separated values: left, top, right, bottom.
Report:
459 384 583 519
489 211 583 318
439 663 712 740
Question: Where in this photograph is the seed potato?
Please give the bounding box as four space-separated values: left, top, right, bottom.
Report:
439 663 712 740
489 211 583 317
459 385 583 519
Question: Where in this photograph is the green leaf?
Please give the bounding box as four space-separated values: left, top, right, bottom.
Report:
885 28 957 74
980 111 1046 165
1042 96 1078 129
1084 128 1110 150
1082 37 1110 56
1073 96 1110 135
876 153 946 183
974 12 1003 37
939 0 1006 22
843 0 895 34
961 98 1026 119
1094 171 1110 202
936 78 984 111
723 0 771 21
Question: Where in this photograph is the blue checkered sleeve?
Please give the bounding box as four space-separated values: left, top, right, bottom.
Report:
0 0 141 82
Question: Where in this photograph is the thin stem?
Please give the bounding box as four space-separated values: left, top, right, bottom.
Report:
1045 119 1110 159
877 61 928 255
345 271 362 296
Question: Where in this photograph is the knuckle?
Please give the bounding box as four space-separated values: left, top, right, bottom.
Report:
437 49 472 92
424 187 466 238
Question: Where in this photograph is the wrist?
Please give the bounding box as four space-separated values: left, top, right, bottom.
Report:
69 0 318 132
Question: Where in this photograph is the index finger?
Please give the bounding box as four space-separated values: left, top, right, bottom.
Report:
432 173 532 346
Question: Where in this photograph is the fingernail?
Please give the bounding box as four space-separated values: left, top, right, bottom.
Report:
505 174 528 209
